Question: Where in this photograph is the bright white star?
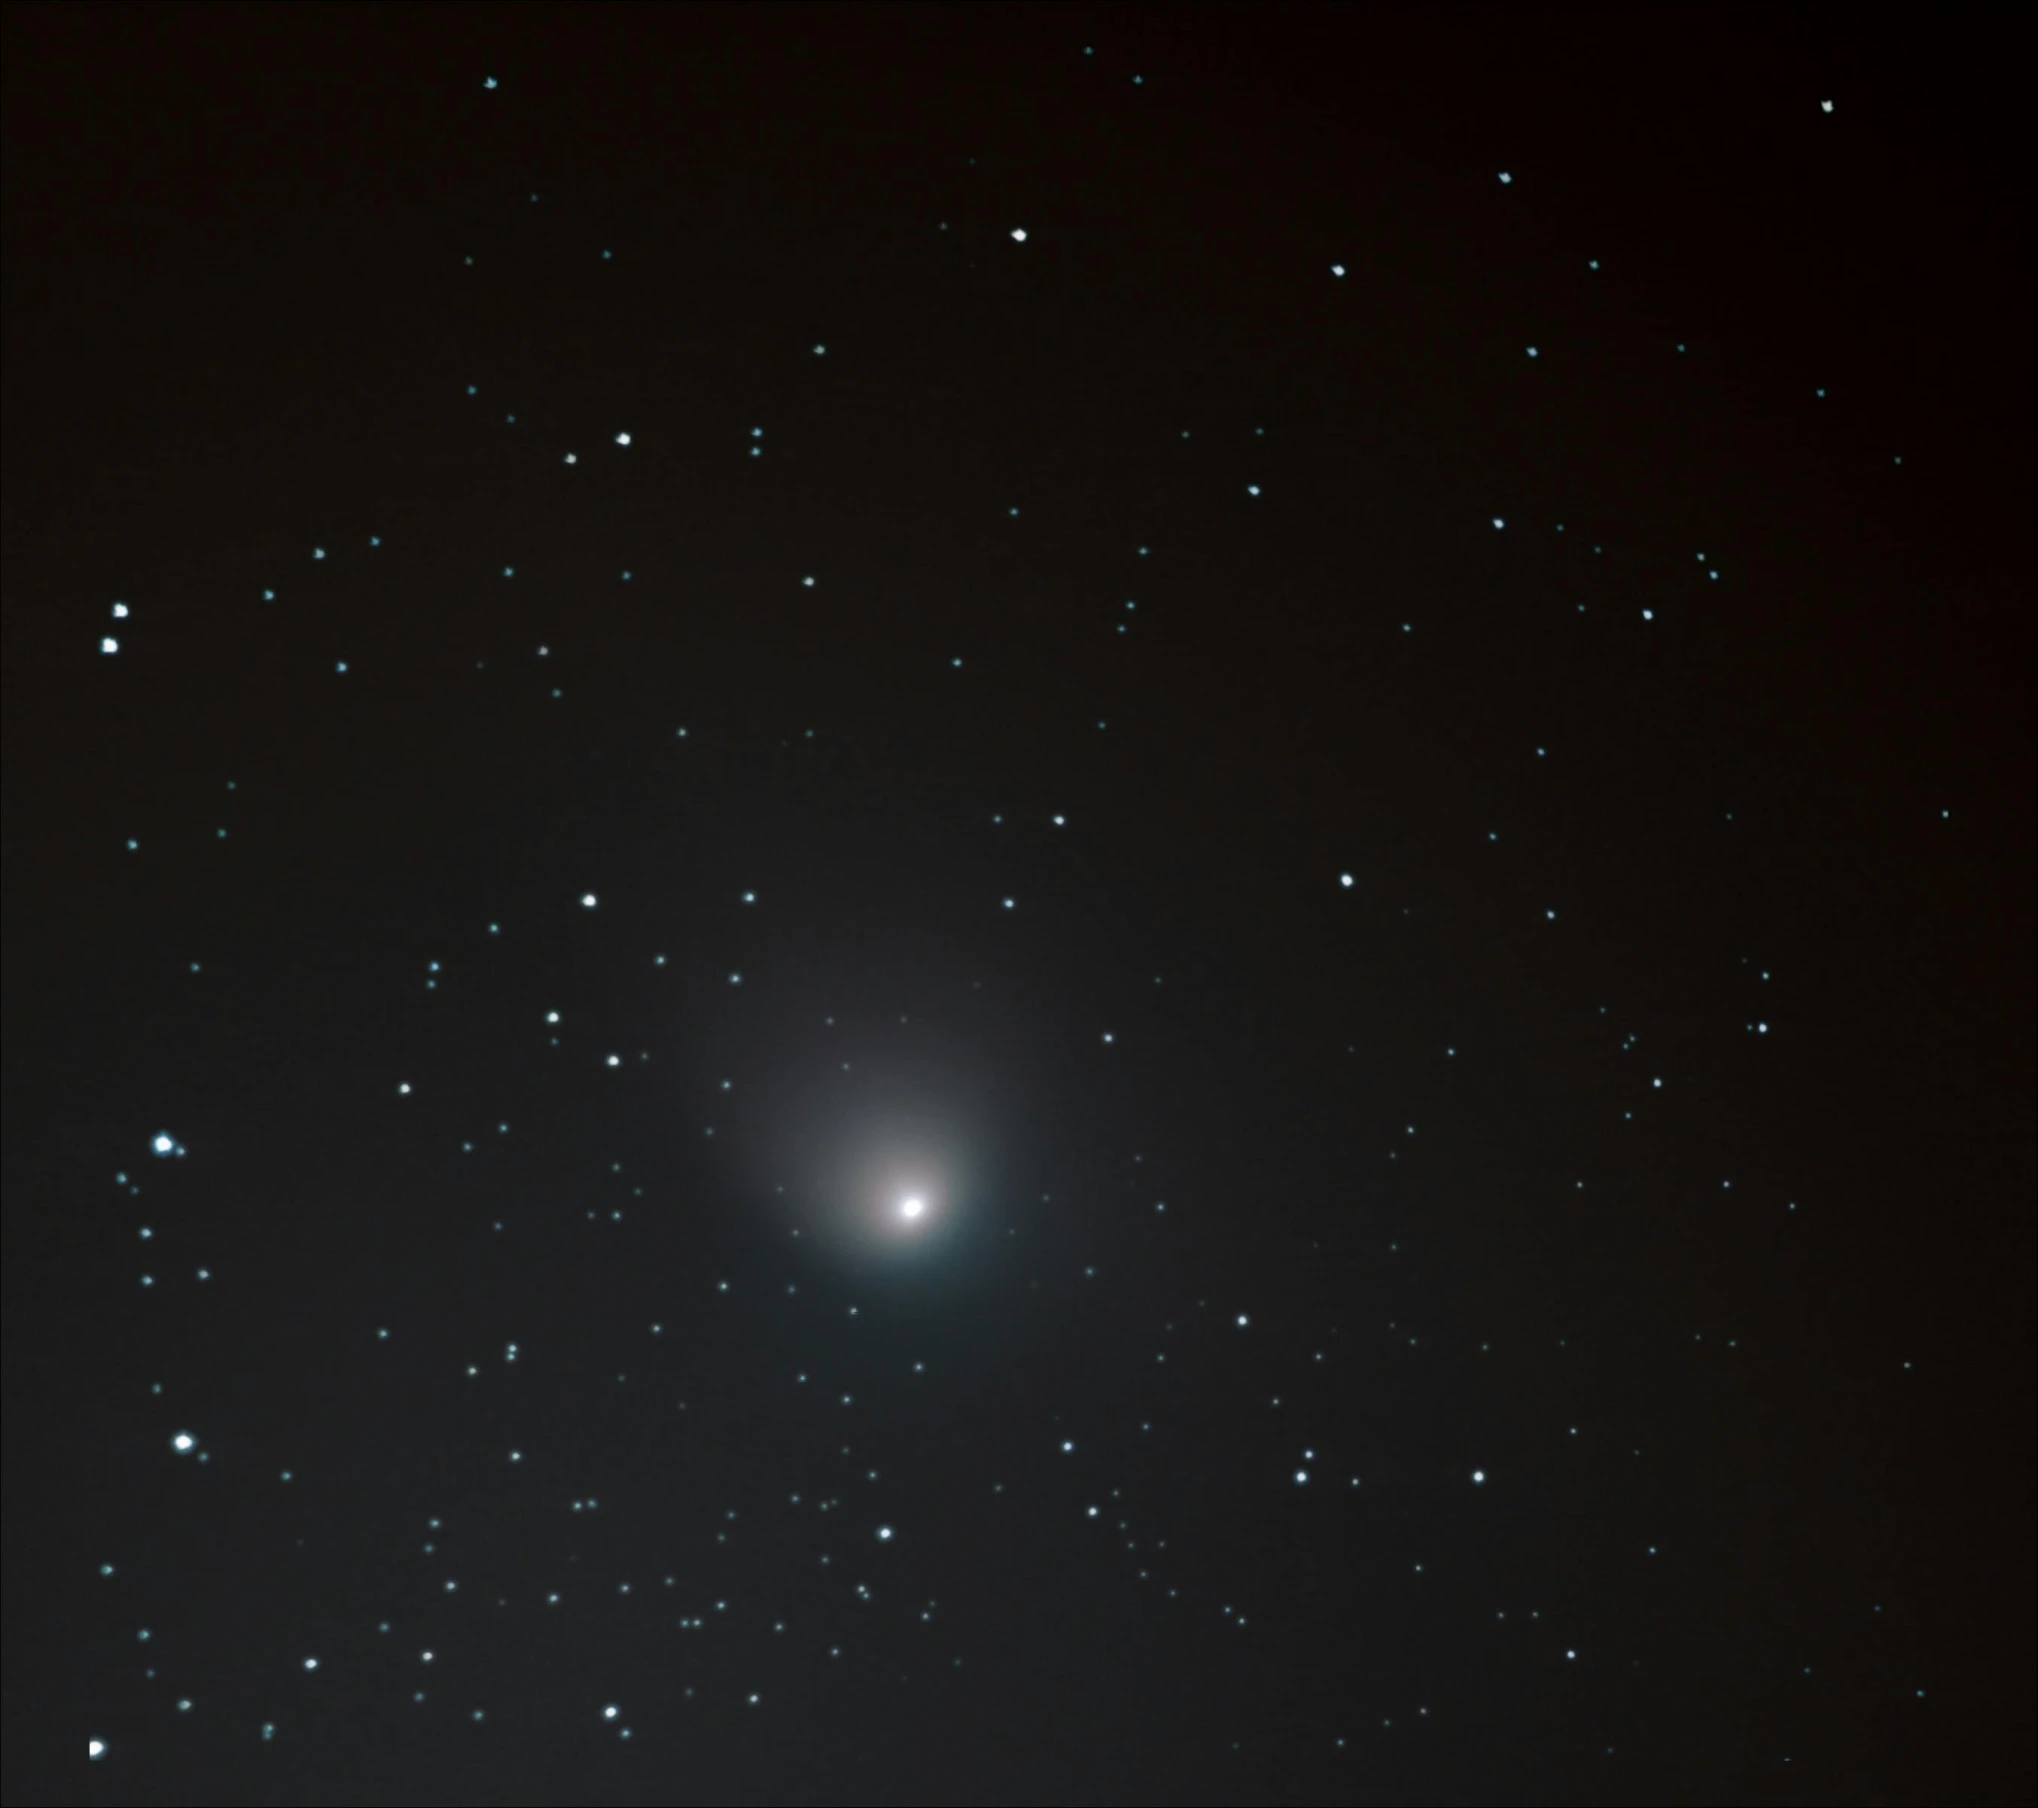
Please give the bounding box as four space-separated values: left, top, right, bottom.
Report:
899 1195 925 1221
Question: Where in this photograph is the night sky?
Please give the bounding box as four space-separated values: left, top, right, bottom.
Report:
3 6 2032 1805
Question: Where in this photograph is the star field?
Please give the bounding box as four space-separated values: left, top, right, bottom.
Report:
3 7 2031 1806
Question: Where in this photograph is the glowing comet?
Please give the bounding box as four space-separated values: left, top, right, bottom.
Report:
745 1035 1009 1263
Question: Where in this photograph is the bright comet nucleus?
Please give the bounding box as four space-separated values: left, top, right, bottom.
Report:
744 1019 1011 1265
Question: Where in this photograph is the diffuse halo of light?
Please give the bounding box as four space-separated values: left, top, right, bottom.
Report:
755 1038 1000 1261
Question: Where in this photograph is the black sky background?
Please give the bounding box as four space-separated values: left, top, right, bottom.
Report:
3 5 2032 1805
